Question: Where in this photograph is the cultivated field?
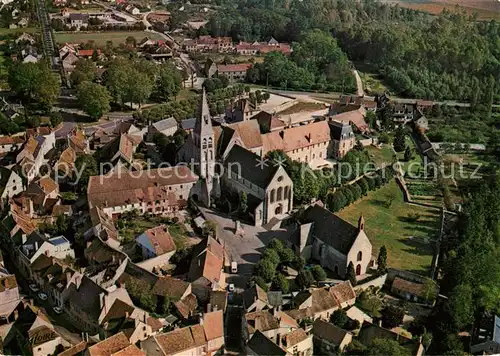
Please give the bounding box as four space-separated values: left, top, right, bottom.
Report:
54 31 164 46
338 179 440 275
383 0 500 20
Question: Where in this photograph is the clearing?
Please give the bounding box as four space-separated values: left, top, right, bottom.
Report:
338 179 440 275
278 102 327 115
366 144 394 168
54 31 164 46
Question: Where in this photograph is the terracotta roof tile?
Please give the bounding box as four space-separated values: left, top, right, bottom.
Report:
155 325 206 355
147 316 163 332
329 281 356 305
227 120 262 149
174 293 197 319
88 332 131 356
0 135 24 145
111 344 145 356
58 341 88 356
37 176 58 195
282 328 308 347
246 310 280 333
202 310 224 341
330 107 369 133
218 63 252 73
152 276 189 299
137 225 176 256
0 275 18 292
392 277 426 298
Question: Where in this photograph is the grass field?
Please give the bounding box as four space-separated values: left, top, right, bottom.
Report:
366 145 394 168
338 179 440 275
278 102 327 115
54 31 164 46
384 0 500 20
0 27 38 37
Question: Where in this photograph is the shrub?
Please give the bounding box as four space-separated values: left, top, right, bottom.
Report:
311 265 327 281
271 273 290 294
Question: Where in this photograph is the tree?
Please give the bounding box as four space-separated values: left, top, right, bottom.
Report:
202 220 217 237
381 305 405 328
74 154 98 193
423 279 437 304
70 59 98 86
125 35 137 47
393 126 407 152
379 132 390 144
255 258 276 282
330 309 349 328
404 145 413 161
370 339 411 356
384 190 397 207
77 82 111 120
272 273 290 293
239 191 248 213
49 111 63 128
267 238 285 252
484 75 495 118
262 248 280 266
347 262 357 286
295 270 314 289
312 265 327 281
470 76 480 110
358 177 370 196
8 62 60 109
328 191 347 212
251 276 269 292
377 245 388 274
278 247 296 265
449 284 474 330
366 110 377 128
262 91 270 102
155 63 182 101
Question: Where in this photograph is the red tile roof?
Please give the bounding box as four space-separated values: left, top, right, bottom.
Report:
218 63 252 73
329 281 356 305
141 225 176 255
202 310 224 341
88 332 131 356
262 120 331 153
77 49 101 57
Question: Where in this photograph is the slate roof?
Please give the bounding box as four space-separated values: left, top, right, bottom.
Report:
312 319 350 345
181 118 196 131
247 330 287 356
152 117 177 133
225 144 278 189
329 120 354 141
243 284 269 310
300 204 360 255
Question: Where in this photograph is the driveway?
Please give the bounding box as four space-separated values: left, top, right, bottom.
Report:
199 207 292 291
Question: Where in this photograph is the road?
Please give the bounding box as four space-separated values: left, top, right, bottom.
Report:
36 0 58 68
353 69 365 97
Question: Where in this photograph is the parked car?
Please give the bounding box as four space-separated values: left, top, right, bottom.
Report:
29 283 39 292
53 306 63 314
38 292 48 301
228 283 235 292
231 261 238 273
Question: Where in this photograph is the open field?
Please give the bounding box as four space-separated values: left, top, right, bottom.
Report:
54 31 164 46
367 145 394 168
382 0 500 20
278 102 327 115
0 27 38 37
338 179 440 275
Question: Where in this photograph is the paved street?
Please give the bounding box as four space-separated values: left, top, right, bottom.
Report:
199 207 292 291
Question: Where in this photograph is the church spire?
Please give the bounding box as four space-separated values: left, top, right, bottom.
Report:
195 88 212 135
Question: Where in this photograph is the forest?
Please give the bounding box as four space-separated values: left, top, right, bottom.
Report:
204 0 499 100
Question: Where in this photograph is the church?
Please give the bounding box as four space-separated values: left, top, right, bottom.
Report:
178 90 294 226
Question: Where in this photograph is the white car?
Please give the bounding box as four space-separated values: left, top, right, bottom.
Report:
29 284 39 292
53 306 63 314
38 292 48 301
228 284 235 292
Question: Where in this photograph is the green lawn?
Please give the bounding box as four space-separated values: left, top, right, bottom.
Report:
338 180 440 275
0 27 38 36
366 145 394 168
54 31 164 46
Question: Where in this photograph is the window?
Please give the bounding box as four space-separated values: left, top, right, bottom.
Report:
277 176 283 182
356 264 361 275
284 186 289 200
180 185 183 188
270 189 275 203
357 251 362 261
277 187 283 201
179 195 183 199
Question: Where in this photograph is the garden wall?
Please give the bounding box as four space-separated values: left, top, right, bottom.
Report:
354 273 387 291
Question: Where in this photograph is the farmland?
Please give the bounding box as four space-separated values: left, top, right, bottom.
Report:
382 0 500 20
54 31 164 46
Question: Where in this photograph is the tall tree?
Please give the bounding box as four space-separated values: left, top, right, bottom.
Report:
470 76 480 110
377 245 388 273
393 126 407 152
77 82 111 120
347 262 357 286
70 59 98 86
485 75 495 118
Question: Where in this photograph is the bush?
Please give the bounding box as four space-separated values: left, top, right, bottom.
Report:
251 276 269 292
254 258 276 282
262 248 280 266
330 309 349 328
295 270 314 290
271 273 290 294
312 265 327 281
381 305 405 328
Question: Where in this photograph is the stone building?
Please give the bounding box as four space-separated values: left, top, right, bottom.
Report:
290 203 372 277
329 120 356 159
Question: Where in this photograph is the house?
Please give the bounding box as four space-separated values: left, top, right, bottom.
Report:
413 109 429 132
69 13 89 29
471 313 500 355
246 309 299 343
188 236 225 301
393 103 414 123
358 321 424 356
183 36 233 53
85 206 120 248
16 128 55 183
0 167 23 202
56 147 77 177
329 120 356 159
328 106 369 134
247 330 290 356
291 203 373 277
135 225 176 272
279 328 313 356
345 306 373 325
217 63 252 82
87 166 198 218
142 313 224 356
329 281 356 309
243 284 271 312
208 290 227 312
235 41 291 56
0 135 25 154
53 0 67 6
286 288 338 322
147 117 178 140
87 332 145 356
98 134 140 168
213 119 263 157
226 98 257 122
0 274 22 324
1 203 37 245
416 100 434 112
67 129 89 154
312 319 352 353
251 111 285 133
15 32 35 44
261 121 331 167
391 277 436 304
181 118 196 132
24 176 59 213
22 54 38 63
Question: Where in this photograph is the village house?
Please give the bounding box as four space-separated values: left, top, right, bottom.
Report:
279 328 313 356
247 330 291 356
0 272 22 325
188 236 226 301
0 135 25 154
217 63 252 82
135 225 177 272
141 311 224 355
16 127 56 183
0 167 23 203
87 332 145 356
245 309 299 344
147 117 178 140
312 319 353 353
391 276 437 304
183 36 233 53
69 13 89 29
243 284 272 312
291 203 373 277
15 32 35 44
471 313 500 355
87 166 198 219
235 38 291 56
327 105 369 134
85 206 120 249
358 321 424 356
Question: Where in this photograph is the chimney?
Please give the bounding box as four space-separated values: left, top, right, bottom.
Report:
305 133 311 142
378 320 383 327
13 310 19 320
358 215 365 231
